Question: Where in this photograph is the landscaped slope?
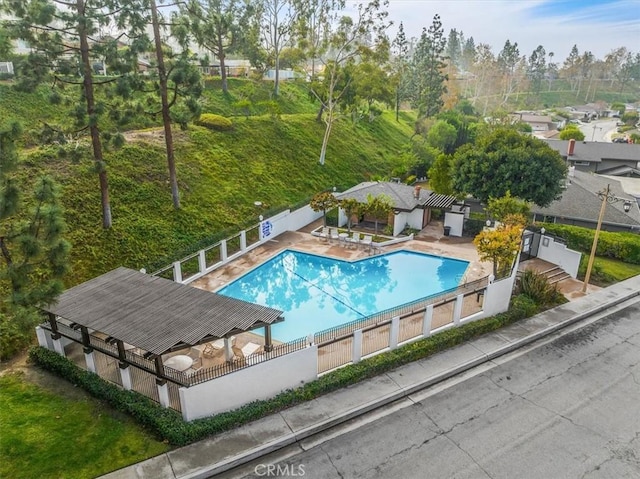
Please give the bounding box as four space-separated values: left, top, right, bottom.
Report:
17 110 416 285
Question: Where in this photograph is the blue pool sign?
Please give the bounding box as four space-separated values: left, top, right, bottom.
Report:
261 220 273 238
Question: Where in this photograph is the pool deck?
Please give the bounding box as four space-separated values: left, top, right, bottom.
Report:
191 219 493 294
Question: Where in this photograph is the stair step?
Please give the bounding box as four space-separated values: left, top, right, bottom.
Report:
549 273 571 285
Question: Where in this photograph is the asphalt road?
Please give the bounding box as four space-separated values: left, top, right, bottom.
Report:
579 119 619 142
223 299 640 479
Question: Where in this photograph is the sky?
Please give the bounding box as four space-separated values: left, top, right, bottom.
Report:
385 0 640 61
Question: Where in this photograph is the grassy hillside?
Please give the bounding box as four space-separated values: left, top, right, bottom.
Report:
16 109 416 285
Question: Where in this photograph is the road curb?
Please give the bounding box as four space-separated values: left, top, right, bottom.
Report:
188 287 640 478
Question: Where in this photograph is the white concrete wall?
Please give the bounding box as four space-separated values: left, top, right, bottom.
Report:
406 209 424 231
483 260 519 317
284 205 323 232
444 212 464 237
537 235 582 278
180 346 318 421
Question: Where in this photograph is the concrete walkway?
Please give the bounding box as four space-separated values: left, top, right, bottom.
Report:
102 275 640 479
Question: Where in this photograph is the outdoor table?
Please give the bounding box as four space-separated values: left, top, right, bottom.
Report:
164 355 193 372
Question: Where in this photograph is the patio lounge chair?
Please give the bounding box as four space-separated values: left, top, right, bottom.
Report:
360 234 373 249
329 227 340 243
347 232 361 248
320 226 329 240
241 341 261 357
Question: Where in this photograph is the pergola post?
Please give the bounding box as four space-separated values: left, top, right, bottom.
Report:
47 313 65 356
224 338 234 361
264 325 273 352
80 326 96 373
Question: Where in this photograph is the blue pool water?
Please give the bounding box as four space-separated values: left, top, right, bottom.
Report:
218 250 469 342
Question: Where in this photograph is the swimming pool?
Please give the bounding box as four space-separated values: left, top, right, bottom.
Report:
218 250 469 342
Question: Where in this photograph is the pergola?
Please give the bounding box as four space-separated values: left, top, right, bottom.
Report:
40 267 284 381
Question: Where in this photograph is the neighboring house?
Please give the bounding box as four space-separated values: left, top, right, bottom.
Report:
531 169 640 232
542 139 640 175
335 181 458 236
513 113 558 132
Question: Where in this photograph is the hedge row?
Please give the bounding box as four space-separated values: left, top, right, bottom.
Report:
540 223 640 265
29 293 545 447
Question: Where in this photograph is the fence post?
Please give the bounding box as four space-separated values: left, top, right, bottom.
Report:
352 330 363 363
198 250 206 274
220 240 228 262
119 364 132 390
156 380 171 408
389 316 400 349
423 305 433 337
453 294 464 325
84 350 97 373
173 261 183 283
240 230 247 250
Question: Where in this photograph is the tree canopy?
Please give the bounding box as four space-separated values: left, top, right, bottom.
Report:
452 128 566 207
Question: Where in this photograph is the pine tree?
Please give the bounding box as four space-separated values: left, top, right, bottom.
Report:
410 14 448 119
0 121 70 357
1 0 149 228
181 0 247 95
391 21 409 121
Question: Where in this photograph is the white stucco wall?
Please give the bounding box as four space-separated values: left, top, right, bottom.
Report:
444 212 464 237
179 345 318 421
537 235 582 278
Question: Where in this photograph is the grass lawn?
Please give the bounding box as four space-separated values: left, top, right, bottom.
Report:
578 256 640 287
0 372 169 479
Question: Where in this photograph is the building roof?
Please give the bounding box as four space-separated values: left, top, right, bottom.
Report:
42 267 284 356
542 139 640 165
517 114 554 124
336 181 456 211
531 170 640 228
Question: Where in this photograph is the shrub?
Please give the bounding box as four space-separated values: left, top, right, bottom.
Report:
28 291 560 446
517 270 562 306
194 113 233 131
539 223 640 265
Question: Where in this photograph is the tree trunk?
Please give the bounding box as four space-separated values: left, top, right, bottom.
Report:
316 103 324 123
319 111 333 165
151 0 180 209
218 34 228 94
77 0 111 228
395 88 400 122
274 49 280 97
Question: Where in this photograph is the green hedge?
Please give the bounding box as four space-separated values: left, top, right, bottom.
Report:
29 293 553 447
540 223 640 265
194 113 233 131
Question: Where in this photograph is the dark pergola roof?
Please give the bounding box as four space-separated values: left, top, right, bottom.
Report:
42 267 284 356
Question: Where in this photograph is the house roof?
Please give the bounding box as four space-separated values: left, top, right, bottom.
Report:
41 267 284 356
542 139 640 165
336 181 456 211
517 114 554 124
531 170 640 228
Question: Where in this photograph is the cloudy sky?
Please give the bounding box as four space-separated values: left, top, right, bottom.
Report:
386 0 640 61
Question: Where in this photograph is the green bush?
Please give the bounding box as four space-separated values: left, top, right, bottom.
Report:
194 113 233 131
29 292 558 446
516 270 563 307
540 223 640 265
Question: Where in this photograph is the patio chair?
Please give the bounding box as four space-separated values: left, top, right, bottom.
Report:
320 226 329 241
347 232 361 248
360 234 373 250
329 227 340 243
